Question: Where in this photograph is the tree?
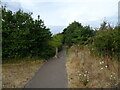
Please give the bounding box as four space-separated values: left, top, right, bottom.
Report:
63 21 94 46
2 6 52 60
49 33 63 58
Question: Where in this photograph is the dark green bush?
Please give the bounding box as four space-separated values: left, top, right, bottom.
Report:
63 21 95 46
2 6 54 60
89 25 120 61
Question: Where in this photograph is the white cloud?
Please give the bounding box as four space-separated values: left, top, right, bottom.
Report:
2 0 119 27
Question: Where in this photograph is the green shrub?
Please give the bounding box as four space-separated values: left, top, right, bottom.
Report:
63 21 95 46
2 6 53 60
89 25 120 61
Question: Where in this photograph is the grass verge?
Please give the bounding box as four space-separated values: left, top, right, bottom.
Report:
66 46 120 88
2 57 44 88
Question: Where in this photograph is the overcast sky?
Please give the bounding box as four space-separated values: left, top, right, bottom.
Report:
2 0 119 28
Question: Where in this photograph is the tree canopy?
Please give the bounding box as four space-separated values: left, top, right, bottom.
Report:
2 6 52 60
63 21 94 46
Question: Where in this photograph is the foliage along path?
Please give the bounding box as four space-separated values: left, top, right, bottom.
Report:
24 46 68 88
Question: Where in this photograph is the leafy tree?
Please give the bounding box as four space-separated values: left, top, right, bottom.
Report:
63 21 94 46
2 6 52 60
49 33 63 58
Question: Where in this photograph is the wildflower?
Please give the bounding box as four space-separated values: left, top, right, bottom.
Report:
105 65 108 68
111 75 113 77
79 74 81 76
84 74 87 77
102 61 104 64
100 68 103 70
100 62 102 64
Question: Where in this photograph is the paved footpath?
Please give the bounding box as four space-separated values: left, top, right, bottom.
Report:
24 47 68 88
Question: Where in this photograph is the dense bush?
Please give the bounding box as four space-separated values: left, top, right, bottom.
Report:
39 33 64 59
89 23 120 61
63 21 120 61
2 6 54 60
63 21 95 46
49 33 64 57
3 6 119 62
49 33 63 49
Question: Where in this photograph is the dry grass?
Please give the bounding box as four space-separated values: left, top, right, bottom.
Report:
2 60 44 88
66 46 120 88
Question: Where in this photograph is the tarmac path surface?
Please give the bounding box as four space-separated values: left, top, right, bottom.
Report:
24 47 68 88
